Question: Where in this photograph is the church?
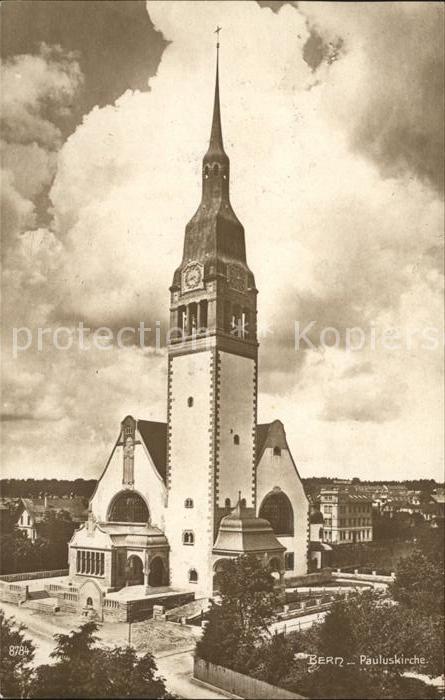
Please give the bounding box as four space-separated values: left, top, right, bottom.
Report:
68 47 309 609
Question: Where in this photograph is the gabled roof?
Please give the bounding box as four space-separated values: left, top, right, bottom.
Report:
256 420 288 464
112 418 300 486
137 420 167 482
20 497 88 524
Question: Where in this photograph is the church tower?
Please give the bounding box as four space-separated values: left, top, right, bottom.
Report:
166 43 258 594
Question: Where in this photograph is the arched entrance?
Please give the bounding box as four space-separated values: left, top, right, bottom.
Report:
259 491 294 536
213 559 231 594
148 557 165 587
126 555 144 586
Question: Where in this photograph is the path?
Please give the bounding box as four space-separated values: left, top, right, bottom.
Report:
0 601 233 698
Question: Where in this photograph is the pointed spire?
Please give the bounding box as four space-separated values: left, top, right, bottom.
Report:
207 28 225 156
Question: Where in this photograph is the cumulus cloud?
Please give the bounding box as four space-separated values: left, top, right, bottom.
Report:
1 43 83 261
299 1 444 192
1 1 443 480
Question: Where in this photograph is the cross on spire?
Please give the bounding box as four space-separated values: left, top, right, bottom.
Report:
215 25 222 49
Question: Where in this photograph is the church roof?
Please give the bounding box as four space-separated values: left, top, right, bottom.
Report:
213 499 285 555
137 420 167 481
132 420 298 485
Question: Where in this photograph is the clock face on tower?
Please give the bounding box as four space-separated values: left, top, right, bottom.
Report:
182 262 203 291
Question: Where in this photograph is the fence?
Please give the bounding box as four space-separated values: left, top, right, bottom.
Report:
0 569 69 582
194 657 306 699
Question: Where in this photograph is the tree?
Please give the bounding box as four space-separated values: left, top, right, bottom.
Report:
284 591 443 697
0 612 35 698
30 622 170 699
391 549 444 616
0 528 52 575
100 645 170 698
38 509 76 569
196 555 280 673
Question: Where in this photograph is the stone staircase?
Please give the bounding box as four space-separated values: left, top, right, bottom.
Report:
165 597 210 623
22 590 60 614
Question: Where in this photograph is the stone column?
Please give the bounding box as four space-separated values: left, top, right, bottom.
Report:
144 551 151 596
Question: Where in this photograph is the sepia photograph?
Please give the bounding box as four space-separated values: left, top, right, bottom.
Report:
0 1 444 698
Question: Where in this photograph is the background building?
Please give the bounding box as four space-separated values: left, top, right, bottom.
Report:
319 488 373 545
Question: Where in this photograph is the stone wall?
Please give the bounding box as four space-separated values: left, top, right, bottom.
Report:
285 570 333 587
0 581 27 605
0 569 68 582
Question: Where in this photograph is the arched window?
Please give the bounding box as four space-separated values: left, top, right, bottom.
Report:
183 530 195 545
108 492 149 523
259 491 294 536
273 446 282 456
184 498 194 508
213 163 219 176
224 498 231 508
233 434 240 445
86 597 93 607
189 568 198 583
187 396 194 407
204 165 210 178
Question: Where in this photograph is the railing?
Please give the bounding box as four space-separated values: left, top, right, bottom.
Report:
103 599 121 609
333 569 394 583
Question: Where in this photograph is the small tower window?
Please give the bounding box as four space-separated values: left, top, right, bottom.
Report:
189 568 198 583
187 397 194 407
204 165 210 178
233 434 240 445
213 163 219 176
273 446 282 456
183 530 195 545
184 498 194 509
225 498 231 508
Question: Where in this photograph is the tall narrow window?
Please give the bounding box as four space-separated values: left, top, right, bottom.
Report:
184 498 194 508
233 434 240 445
273 446 281 456
224 300 231 332
188 303 198 335
187 397 194 407
189 569 198 583
199 300 208 330
242 310 250 338
225 498 231 508
285 552 294 571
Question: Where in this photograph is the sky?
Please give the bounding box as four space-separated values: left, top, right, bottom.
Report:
1 1 444 481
